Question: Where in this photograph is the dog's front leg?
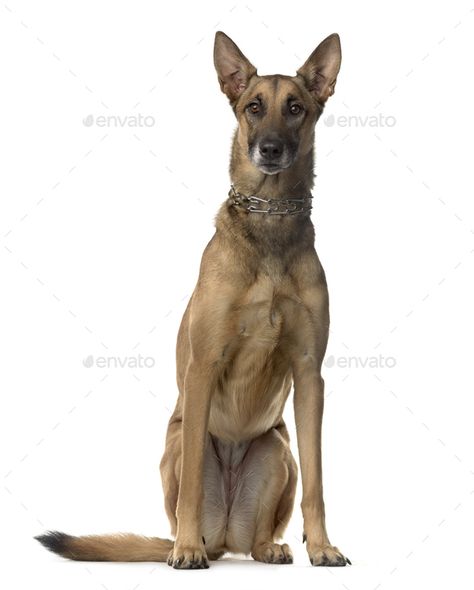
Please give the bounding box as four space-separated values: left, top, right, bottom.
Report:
293 364 349 566
168 361 214 569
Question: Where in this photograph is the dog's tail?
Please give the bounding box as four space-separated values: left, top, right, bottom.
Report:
35 531 173 562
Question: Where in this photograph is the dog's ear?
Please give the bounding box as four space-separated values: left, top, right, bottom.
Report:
214 32 257 103
297 33 341 105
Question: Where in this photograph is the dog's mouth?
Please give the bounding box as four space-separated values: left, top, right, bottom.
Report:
255 162 289 175
249 146 296 176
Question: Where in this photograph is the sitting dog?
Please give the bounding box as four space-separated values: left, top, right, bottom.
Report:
36 31 349 569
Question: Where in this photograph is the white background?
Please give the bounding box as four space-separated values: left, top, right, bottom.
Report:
1 1 473 589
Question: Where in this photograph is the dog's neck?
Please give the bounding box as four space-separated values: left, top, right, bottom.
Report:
229 132 315 200
215 133 316 260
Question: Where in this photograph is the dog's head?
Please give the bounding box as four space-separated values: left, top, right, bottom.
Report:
214 32 341 176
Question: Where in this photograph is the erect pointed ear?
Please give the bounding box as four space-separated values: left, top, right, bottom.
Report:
214 32 257 104
297 33 341 105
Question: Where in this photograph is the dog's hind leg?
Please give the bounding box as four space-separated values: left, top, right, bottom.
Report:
159 418 182 538
225 426 297 564
250 429 296 564
161 424 297 564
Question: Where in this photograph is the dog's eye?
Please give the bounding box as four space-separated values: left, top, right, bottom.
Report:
247 102 260 114
289 104 303 115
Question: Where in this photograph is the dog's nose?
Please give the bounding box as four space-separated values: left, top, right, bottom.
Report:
259 139 284 160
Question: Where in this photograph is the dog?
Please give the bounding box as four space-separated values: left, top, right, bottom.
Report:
36 31 349 569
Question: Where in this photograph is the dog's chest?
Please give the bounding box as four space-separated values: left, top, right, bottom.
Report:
208 273 304 441
234 272 289 347
235 269 307 339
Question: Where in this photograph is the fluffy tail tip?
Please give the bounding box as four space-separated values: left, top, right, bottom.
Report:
34 531 73 556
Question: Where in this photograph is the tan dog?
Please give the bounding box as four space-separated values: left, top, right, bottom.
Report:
36 31 349 569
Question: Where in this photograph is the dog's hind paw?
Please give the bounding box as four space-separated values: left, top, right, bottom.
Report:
251 542 293 564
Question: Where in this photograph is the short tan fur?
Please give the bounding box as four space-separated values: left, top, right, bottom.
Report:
36 31 349 569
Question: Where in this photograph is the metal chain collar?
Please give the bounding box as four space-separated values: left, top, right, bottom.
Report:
228 185 313 215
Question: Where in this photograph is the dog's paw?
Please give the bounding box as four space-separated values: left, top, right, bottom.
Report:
251 542 293 564
307 543 350 566
167 544 209 569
